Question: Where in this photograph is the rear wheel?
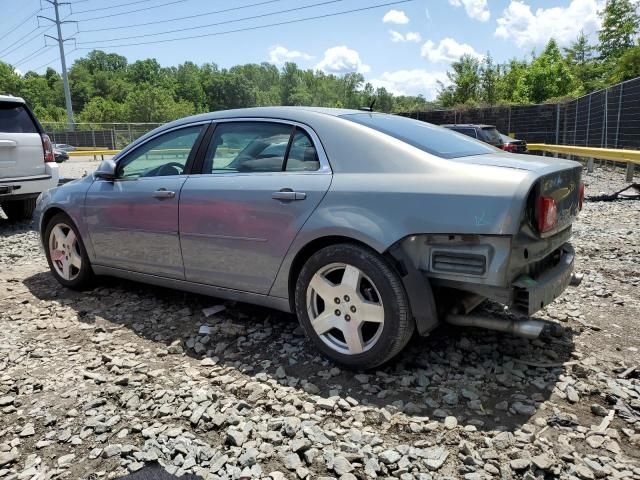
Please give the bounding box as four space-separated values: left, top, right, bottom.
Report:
1 198 36 221
44 212 94 289
295 243 414 369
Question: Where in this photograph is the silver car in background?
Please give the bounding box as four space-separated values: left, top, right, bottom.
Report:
36 107 584 369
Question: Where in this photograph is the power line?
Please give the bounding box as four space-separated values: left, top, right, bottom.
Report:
77 0 189 22
0 26 46 56
0 8 41 39
79 0 349 43
72 0 163 14
76 0 414 49
83 0 285 33
13 45 55 67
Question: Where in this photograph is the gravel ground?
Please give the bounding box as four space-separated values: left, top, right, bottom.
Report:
0 165 639 480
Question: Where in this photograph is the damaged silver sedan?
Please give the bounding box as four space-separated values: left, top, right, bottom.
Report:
36 107 584 369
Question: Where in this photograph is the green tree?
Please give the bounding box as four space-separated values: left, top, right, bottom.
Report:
480 53 498 105
610 43 640 82
514 39 575 103
438 54 481 106
564 31 602 93
598 0 640 61
125 85 194 122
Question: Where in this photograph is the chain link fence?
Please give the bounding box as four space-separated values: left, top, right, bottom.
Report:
42 122 163 149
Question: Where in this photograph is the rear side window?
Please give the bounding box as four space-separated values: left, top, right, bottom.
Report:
480 127 502 144
204 122 293 173
0 103 38 133
451 127 477 138
343 114 496 159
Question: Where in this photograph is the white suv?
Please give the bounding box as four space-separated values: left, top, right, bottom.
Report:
0 95 59 221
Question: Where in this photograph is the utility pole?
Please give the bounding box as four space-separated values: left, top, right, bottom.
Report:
39 0 75 130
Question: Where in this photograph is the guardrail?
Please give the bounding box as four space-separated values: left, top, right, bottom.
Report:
528 144 639 181
68 149 119 160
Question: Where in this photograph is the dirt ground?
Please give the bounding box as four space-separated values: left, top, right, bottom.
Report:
0 162 638 480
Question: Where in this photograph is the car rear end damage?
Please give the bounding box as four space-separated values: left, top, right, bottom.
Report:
394 163 584 338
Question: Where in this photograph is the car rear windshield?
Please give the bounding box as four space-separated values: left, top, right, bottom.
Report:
342 114 496 159
480 127 502 144
0 102 39 134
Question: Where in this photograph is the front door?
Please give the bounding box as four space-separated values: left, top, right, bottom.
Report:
85 124 205 278
179 121 331 294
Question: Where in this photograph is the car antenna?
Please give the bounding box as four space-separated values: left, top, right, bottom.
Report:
358 99 376 112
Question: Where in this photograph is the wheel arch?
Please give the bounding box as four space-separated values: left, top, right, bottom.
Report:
40 206 67 242
286 235 376 312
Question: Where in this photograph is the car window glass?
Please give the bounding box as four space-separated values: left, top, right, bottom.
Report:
0 103 38 133
344 114 496 159
452 128 476 138
118 126 202 179
203 122 293 174
285 130 320 171
481 127 502 144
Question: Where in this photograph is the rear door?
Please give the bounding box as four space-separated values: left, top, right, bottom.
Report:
85 123 206 278
179 120 332 294
0 101 43 179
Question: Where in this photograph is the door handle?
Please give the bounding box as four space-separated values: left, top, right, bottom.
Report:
153 188 176 199
0 140 17 148
272 189 306 201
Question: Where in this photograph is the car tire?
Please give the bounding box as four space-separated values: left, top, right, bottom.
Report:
1 198 37 221
43 212 94 290
295 243 414 370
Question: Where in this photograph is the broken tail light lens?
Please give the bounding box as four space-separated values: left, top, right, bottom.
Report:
41 134 54 163
537 196 558 233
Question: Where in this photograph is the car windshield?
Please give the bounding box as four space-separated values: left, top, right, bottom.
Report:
342 113 496 159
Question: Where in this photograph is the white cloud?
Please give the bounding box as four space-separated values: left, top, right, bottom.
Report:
315 46 370 74
421 38 483 63
268 45 313 66
369 69 449 100
495 0 603 48
448 0 490 21
389 30 422 43
382 9 409 24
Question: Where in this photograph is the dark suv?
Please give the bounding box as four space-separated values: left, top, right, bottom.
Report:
441 124 505 148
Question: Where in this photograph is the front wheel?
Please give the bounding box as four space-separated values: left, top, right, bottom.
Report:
295 243 414 370
44 212 94 289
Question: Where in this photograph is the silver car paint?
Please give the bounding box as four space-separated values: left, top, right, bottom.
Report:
37 106 581 313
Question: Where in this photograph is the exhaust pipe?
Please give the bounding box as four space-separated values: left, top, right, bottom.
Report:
570 272 583 286
445 314 547 339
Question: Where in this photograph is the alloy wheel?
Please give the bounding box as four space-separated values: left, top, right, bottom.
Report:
306 262 385 355
49 223 82 281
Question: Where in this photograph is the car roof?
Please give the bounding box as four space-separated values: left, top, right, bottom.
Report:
174 106 366 124
0 94 26 104
441 124 496 129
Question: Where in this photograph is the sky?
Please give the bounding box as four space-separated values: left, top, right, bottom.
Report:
0 0 605 99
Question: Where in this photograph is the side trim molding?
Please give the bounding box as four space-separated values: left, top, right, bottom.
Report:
92 265 292 313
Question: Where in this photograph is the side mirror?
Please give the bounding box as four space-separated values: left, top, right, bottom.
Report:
94 159 117 180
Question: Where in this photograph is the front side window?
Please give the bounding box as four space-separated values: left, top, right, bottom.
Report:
343 114 497 159
118 126 203 179
204 122 293 174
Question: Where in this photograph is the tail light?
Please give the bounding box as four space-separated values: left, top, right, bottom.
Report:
537 196 558 233
41 134 54 163
502 143 517 152
578 182 585 211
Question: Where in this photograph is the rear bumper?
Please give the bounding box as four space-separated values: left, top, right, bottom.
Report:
0 163 59 198
512 243 575 315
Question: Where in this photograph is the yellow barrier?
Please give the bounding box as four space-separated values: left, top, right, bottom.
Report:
68 149 120 156
527 144 640 166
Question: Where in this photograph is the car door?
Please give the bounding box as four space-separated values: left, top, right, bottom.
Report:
179 120 332 294
85 123 206 278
